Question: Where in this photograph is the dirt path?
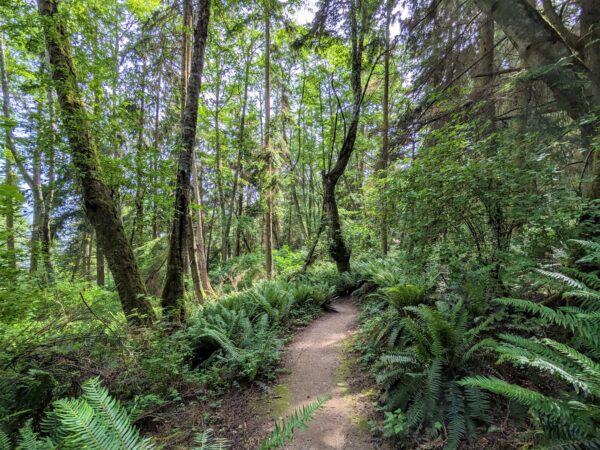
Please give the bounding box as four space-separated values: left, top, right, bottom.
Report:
270 297 374 450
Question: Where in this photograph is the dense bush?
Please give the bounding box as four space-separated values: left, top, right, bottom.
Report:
461 241 600 448
0 269 338 444
375 300 493 448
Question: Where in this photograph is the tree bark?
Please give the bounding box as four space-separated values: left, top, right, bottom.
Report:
226 44 253 260
42 73 56 282
37 0 154 324
162 0 211 322
472 0 600 120
580 0 600 88
472 0 600 226
322 0 367 273
30 69 46 274
473 18 495 128
379 0 391 256
264 9 274 278
96 238 105 286
133 58 147 247
0 37 17 272
186 212 204 302
192 154 213 295
181 0 193 122
235 190 243 257
178 0 203 300
213 64 228 262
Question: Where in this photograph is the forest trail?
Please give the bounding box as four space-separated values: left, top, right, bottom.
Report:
270 297 374 450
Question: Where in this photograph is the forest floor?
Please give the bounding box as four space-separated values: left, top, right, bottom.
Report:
225 297 385 449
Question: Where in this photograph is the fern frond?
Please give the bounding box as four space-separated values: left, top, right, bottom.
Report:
544 436 600 450
15 420 55 450
259 396 329 450
380 353 417 366
80 378 153 450
462 338 496 363
536 269 586 289
569 239 600 252
563 290 600 311
444 383 466 450
0 430 11 450
459 376 558 414
495 298 580 332
542 339 600 393
50 398 110 449
192 429 229 450
569 272 600 291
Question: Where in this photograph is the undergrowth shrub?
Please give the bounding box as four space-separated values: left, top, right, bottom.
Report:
0 378 231 450
375 300 494 449
1 267 338 442
461 240 600 449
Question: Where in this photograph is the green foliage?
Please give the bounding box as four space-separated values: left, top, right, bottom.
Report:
192 429 229 450
0 430 10 450
184 275 338 382
381 409 406 438
2 379 232 450
376 284 427 311
463 242 600 448
374 300 493 449
258 396 330 450
4 378 153 450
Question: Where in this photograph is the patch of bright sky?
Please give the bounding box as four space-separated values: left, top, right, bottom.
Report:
293 0 409 38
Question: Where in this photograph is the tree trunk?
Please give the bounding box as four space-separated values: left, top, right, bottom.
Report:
472 0 600 118
322 1 366 273
84 231 92 281
225 46 252 258
473 18 496 129
192 155 213 295
133 58 147 247
301 207 326 273
37 0 154 324
472 0 600 228
580 0 600 89
162 0 211 322
42 79 56 282
152 72 162 241
379 0 391 256
264 9 274 279
0 37 17 272
96 238 105 286
186 212 204 302
235 190 243 256
181 0 193 121
30 72 46 274
213 66 228 262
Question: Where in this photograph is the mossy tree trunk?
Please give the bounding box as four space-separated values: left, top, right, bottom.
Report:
323 0 367 273
264 8 274 279
37 0 154 324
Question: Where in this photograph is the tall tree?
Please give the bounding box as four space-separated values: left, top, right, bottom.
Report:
378 0 392 255
0 36 17 272
162 0 211 321
180 0 205 303
192 154 213 295
37 0 154 324
322 0 372 273
263 4 274 279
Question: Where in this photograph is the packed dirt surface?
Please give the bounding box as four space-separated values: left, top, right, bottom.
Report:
272 297 375 450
